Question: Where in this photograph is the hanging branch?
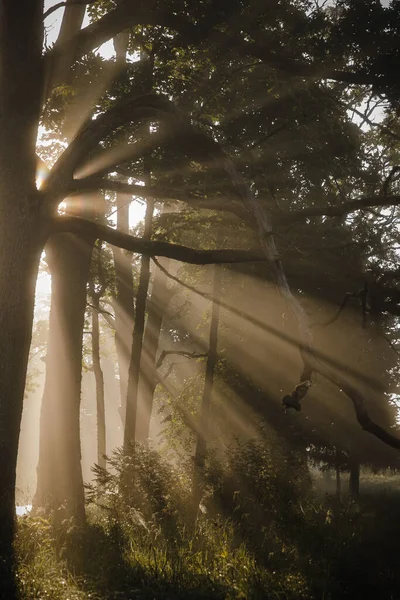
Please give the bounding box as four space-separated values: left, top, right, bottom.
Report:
150 258 382 391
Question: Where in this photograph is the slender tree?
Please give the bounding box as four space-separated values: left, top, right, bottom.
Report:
89 243 107 471
111 26 135 425
123 51 155 448
136 258 172 441
124 188 154 447
193 261 222 509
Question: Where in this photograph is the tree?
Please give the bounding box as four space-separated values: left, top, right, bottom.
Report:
193 259 222 511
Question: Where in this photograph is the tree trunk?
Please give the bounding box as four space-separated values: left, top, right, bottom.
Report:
111 27 135 427
192 264 222 508
112 193 134 427
136 258 171 442
335 446 341 498
349 460 360 499
123 46 154 446
0 216 44 598
91 296 106 470
124 195 154 447
0 2 44 593
34 234 93 521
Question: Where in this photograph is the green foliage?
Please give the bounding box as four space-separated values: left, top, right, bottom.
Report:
16 441 400 599
16 517 88 599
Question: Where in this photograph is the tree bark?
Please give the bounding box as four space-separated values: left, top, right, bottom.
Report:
136 258 171 442
34 234 93 521
192 263 222 508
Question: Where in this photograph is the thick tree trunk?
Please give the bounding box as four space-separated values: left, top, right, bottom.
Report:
91 296 106 470
35 1 99 519
0 2 44 594
136 259 171 442
349 460 360 499
193 264 222 508
124 195 154 447
34 234 93 521
0 216 44 598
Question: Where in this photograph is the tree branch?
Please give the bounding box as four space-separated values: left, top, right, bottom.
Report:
44 0 392 96
45 1 199 91
150 258 385 392
304 349 400 450
86 302 115 328
152 257 400 448
279 195 400 224
53 216 265 265
241 39 388 89
156 350 208 369
68 176 248 220
43 94 179 202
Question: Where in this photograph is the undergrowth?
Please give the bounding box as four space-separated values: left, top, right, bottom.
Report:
15 439 400 599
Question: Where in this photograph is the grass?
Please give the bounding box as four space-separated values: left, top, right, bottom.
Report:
15 508 310 599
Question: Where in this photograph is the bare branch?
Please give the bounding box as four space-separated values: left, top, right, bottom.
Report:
304 349 400 450
156 350 208 369
87 302 115 329
53 216 266 265
344 102 400 142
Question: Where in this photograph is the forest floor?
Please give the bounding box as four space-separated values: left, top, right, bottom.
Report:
15 481 400 600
